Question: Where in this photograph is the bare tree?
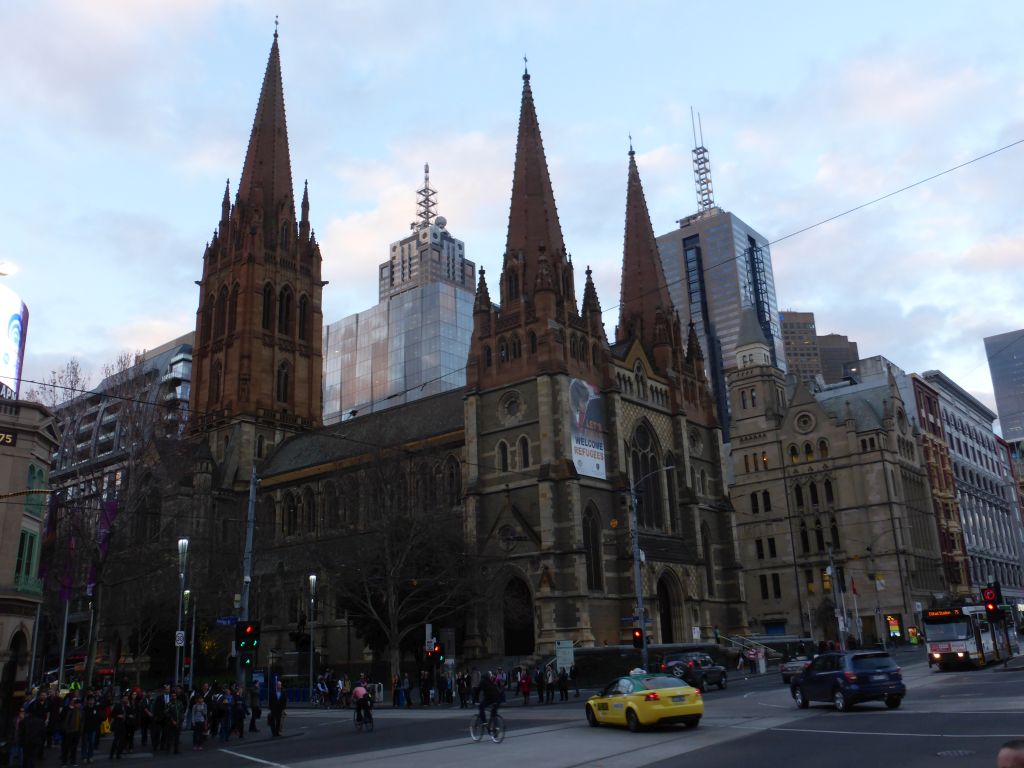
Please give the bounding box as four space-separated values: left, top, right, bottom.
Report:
23 358 90 408
306 451 482 685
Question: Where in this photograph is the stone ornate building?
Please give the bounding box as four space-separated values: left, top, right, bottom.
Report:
728 312 946 644
250 65 746 663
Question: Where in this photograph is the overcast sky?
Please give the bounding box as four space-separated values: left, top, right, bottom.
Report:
4 1 1022 430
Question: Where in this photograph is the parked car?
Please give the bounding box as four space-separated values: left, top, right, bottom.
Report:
780 655 812 684
658 652 727 691
790 651 905 711
585 672 703 731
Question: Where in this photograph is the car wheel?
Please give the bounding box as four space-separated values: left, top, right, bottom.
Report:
672 666 685 679
833 688 849 712
698 677 707 693
586 705 599 727
884 695 902 710
682 716 700 728
626 709 641 733
793 686 809 709
718 674 727 690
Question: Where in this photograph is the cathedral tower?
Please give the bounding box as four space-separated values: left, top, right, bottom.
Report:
189 30 323 486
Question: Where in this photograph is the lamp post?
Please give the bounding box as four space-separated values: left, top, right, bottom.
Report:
175 537 189 686
308 573 317 704
629 466 674 673
183 590 190 685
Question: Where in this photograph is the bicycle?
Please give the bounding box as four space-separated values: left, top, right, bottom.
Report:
353 700 374 733
469 712 505 743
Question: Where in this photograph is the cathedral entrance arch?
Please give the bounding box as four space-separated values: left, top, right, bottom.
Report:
502 578 535 656
657 573 683 644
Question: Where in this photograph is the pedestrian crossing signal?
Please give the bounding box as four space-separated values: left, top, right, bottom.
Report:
632 628 643 648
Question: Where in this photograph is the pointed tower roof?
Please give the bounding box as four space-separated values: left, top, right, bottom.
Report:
504 71 566 271
617 147 677 347
236 28 296 242
736 306 770 348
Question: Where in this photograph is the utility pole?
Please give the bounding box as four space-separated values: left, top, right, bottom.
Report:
237 465 258 688
828 546 846 651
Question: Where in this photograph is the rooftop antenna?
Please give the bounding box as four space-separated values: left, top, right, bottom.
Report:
691 107 715 214
413 162 437 230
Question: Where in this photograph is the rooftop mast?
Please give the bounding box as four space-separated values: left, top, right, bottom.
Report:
691 108 715 214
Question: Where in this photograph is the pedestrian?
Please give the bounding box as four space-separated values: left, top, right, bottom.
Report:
59 697 82 767
80 694 101 765
248 681 262 732
545 664 556 704
470 667 481 705
108 695 129 760
189 694 207 751
231 684 247 738
151 684 172 752
570 663 580 698
403 673 413 709
164 686 184 755
123 691 137 753
558 667 569 701
268 680 286 737
534 666 545 704
11 709 25 768
136 690 152 749
20 709 46 768
998 740 1024 768
518 669 531 705
714 625 721 645
218 685 234 742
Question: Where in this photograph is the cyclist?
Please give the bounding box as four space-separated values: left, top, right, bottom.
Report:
477 672 502 731
351 679 371 726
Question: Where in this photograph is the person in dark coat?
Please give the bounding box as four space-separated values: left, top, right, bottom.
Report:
267 681 286 737
80 694 103 764
108 695 129 760
20 710 46 768
59 697 83 767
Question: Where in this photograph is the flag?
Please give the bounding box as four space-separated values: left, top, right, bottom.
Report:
851 577 858 596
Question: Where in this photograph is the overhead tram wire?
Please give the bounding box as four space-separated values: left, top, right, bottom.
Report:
24 133 1024 463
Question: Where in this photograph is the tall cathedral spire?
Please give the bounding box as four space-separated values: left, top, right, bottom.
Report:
236 28 296 246
503 71 572 306
617 146 677 350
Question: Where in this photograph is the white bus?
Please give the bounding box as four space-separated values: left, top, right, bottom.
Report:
923 605 1013 670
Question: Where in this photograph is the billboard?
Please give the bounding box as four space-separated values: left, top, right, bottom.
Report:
0 284 28 399
569 378 606 479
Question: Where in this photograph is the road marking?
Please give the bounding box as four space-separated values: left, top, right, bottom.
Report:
760 726 1024 739
219 747 291 768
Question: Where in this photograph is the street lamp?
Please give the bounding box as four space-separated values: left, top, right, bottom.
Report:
183 590 190 685
175 537 189 686
629 465 674 673
308 573 317 704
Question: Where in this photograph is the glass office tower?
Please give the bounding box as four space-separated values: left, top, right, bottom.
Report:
656 208 786 439
985 329 1024 442
323 211 475 425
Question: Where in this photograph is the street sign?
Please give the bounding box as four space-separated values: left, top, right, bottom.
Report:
175 630 186 647
620 616 653 624
216 616 238 626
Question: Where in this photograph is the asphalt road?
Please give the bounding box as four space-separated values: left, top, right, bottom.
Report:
106 650 1024 768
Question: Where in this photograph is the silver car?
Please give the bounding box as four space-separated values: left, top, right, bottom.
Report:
780 655 811 684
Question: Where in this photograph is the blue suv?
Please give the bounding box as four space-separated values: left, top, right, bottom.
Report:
791 651 905 711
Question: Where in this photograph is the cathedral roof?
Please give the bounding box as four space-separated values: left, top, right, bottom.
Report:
736 306 769 348
236 29 296 243
617 147 676 347
259 388 466 480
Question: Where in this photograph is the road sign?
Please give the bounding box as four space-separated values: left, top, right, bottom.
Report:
216 616 238 626
555 640 574 670
175 630 186 648
620 616 653 624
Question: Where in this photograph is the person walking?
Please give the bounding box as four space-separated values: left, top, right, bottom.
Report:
557 667 569 702
247 682 262 733
518 669 531 706
108 695 129 760
189 694 207 751
570 663 580 698
20 709 46 768
79 694 101 765
545 665 556 704
534 666 545 704
268 681 286 738
59 697 82 767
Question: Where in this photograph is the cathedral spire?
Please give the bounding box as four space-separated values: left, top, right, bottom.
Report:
617 146 676 348
504 69 569 304
236 28 296 245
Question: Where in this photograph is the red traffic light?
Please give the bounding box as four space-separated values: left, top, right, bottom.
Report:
632 628 643 648
245 625 254 634
982 587 997 603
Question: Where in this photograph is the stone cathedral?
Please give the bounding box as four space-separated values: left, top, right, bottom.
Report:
188 32 747 663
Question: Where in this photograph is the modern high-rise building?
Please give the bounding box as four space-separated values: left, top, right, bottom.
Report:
985 329 1024 442
820 334 860 383
779 311 821 383
322 167 475 424
922 369 1024 602
656 208 786 439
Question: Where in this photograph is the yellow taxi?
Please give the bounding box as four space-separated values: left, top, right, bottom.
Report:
585 671 703 731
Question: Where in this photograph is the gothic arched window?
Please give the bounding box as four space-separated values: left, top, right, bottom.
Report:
630 423 663 529
702 522 715 597
228 284 239 334
799 521 809 553
262 283 274 331
210 361 222 403
518 436 530 469
529 332 537 354
278 287 293 336
510 335 522 359
762 490 772 512
497 441 509 472
484 346 492 368
582 507 603 591
214 286 228 337
750 492 760 514
298 295 309 341
201 300 213 344
276 362 290 403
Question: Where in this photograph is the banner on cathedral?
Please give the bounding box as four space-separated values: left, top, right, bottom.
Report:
569 378 606 479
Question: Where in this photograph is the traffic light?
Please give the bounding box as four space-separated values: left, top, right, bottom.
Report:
437 643 446 663
632 628 643 648
236 621 261 667
983 585 1000 621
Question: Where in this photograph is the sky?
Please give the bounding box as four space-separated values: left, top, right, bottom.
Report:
3 0 1022 429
